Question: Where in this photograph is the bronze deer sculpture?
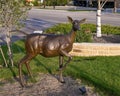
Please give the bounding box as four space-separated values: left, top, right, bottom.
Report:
18 16 86 87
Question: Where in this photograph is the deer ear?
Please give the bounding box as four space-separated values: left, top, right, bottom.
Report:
79 18 86 24
67 16 73 23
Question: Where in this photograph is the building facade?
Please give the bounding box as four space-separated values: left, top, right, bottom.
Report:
73 0 120 8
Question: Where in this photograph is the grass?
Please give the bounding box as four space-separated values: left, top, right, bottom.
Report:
0 40 120 96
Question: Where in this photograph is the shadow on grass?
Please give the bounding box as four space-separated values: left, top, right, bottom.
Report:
34 57 53 74
8 63 29 82
68 63 120 96
73 57 96 62
11 40 25 54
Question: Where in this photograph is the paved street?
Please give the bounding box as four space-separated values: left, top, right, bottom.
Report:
25 8 120 34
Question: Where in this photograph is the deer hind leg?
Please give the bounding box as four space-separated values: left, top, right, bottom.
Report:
18 54 35 87
25 60 33 78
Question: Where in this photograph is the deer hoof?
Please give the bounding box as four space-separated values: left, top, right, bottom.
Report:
60 80 65 83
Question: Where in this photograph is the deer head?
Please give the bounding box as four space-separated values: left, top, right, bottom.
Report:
67 16 86 31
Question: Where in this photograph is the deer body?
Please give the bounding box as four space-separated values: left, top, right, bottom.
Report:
25 32 75 57
18 17 86 87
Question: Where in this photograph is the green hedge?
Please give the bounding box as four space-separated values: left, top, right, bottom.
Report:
45 23 93 42
82 24 120 35
45 0 70 6
45 23 120 43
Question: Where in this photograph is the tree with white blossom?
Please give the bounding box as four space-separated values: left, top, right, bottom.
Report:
0 0 28 67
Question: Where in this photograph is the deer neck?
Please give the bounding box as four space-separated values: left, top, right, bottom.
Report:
69 30 76 43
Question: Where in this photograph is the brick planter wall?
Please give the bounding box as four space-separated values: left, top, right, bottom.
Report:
70 43 120 56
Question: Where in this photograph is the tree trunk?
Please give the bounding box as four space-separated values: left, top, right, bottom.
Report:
89 0 93 7
113 0 117 13
53 0 56 9
5 29 14 67
86 0 89 7
96 0 102 37
96 9 102 37
0 46 8 67
43 0 46 8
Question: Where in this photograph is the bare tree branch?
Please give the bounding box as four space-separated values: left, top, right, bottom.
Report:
101 0 109 9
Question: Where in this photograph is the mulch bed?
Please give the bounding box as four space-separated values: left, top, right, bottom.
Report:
93 34 120 43
0 74 99 96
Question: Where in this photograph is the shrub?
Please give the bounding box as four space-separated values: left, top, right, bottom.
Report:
82 24 120 35
45 23 120 43
45 23 92 42
32 0 40 6
75 28 92 42
45 0 69 6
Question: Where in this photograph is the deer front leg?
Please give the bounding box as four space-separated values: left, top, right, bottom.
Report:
59 50 72 71
59 56 65 83
59 50 72 83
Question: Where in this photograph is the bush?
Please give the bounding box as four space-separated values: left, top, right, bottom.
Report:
75 29 92 42
45 0 69 6
82 24 120 35
45 23 120 43
45 23 92 42
32 0 40 6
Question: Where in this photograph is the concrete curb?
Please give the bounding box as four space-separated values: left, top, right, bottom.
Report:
70 43 120 56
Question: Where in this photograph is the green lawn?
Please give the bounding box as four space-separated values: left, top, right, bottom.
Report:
0 40 120 96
